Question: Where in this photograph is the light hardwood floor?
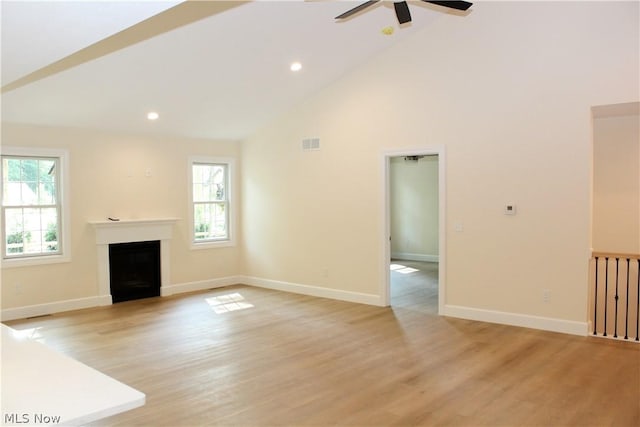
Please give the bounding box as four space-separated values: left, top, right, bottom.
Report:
390 260 438 314
4 266 639 426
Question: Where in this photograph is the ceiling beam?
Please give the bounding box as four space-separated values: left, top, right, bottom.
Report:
1 0 248 94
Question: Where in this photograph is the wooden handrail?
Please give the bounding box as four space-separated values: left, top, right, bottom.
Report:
592 251 640 260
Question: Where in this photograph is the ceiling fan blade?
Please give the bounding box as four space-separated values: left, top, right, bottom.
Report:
423 1 473 11
335 0 380 20
394 1 412 24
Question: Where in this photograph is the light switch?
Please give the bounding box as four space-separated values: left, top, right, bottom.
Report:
454 223 464 232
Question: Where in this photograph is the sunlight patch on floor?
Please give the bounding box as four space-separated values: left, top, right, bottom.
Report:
390 263 419 274
206 293 254 314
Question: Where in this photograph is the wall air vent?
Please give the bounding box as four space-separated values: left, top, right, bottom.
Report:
302 137 320 151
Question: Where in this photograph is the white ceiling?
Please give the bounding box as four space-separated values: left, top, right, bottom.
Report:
1 0 182 85
1 1 457 141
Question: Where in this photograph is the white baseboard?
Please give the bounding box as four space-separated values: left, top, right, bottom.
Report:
0 277 242 321
242 276 383 306
1 295 111 322
161 276 242 297
1 277 380 322
391 252 439 263
442 304 588 336
1 278 588 339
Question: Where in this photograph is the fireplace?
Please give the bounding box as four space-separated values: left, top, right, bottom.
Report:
109 240 161 303
90 218 178 305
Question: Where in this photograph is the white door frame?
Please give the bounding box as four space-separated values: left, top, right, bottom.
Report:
380 146 446 313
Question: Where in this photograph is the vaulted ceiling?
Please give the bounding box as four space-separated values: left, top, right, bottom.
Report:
1 1 469 141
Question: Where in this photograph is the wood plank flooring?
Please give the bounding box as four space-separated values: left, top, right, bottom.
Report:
4 265 639 426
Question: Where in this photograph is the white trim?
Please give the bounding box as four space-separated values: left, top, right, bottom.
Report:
589 332 640 344
587 320 640 344
0 277 591 338
381 146 446 312
1 146 71 268
381 154 391 307
1 296 110 322
391 252 439 263
0 276 243 321
1 253 71 268
89 219 177 301
0 275 382 321
190 239 235 250
188 156 237 250
89 218 178 245
243 276 383 306
442 304 589 336
161 276 243 296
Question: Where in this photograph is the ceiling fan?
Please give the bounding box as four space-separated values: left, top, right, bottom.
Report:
335 1 473 24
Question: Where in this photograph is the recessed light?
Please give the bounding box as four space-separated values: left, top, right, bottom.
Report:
290 62 302 72
147 111 159 121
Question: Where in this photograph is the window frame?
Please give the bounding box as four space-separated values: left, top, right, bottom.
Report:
1 146 71 267
188 156 236 250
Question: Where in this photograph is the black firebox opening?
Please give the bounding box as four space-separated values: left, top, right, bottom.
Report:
109 240 161 303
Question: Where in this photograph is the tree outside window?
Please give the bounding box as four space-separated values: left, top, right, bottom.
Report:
192 162 229 242
2 156 61 258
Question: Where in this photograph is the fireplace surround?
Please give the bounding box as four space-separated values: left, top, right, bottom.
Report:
90 218 178 304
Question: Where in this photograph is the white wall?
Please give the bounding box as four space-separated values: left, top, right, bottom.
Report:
592 111 640 254
390 156 439 261
2 2 638 334
241 1 639 329
1 123 242 310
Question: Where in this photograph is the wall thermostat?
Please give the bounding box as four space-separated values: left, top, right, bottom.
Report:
504 204 517 215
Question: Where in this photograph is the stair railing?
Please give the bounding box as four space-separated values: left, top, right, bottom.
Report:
590 252 640 342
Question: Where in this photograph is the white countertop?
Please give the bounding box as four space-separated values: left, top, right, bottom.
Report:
1 324 145 426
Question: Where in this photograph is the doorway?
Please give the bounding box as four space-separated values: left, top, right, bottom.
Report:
382 148 445 312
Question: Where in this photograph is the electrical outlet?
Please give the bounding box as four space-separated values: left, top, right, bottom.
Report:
15 283 22 295
543 289 550 303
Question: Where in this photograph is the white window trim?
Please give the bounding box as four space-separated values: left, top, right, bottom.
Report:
1 146 71 268
188 156 236 250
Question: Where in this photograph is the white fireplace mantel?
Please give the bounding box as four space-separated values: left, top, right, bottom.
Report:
89 218 179 304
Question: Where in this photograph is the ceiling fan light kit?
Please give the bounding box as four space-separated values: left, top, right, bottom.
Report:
381 26 395 35
336 0 473 25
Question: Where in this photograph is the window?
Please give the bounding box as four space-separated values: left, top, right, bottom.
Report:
189 157 235 248
1 147 70 266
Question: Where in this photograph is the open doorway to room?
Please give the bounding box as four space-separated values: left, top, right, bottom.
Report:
383 149 445 313
590 102 640 340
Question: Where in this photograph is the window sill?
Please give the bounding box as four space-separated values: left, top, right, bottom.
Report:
190 239 235 250
2 253 71 269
